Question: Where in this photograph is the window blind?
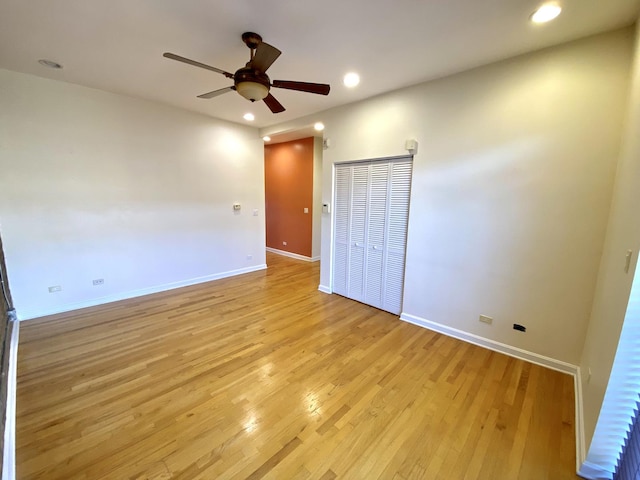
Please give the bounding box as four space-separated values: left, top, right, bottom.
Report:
586 264 640 479
614 396 640 479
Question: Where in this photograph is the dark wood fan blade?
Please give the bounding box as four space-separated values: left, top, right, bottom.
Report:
163 52 234 78
263 93 286 113
197 86 235 99
272 80 330 95
251 42 281 73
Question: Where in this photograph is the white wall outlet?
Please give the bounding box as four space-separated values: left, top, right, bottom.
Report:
48 285 61 293
233 203 241 211
93 279 104 286
283 241 287 246
253 209 258 216
479 314 493 325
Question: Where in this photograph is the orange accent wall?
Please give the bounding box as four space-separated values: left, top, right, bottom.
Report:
264 137 314 257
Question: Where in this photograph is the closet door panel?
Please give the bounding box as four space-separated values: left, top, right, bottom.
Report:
383 160 412 314
348 165 369 301
365 163 389 309
333 165 351 296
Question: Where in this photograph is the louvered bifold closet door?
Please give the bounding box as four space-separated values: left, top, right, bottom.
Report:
347 164 370 302
333 157 412 315
383 160 412 314
364 163 390 310
332 166 352 297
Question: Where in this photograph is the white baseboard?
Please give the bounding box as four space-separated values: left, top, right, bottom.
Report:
266 247 319 262
399 313 578 375
574 368 587 475
2 320 19 480
318 284 332 294
399 312 585 477
18 264 267 321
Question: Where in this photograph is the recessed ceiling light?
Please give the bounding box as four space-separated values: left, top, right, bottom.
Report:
243 113 255 121
343 72 360 88
263 136 271 142
530 3 562 23
314 122 325 132
38 59 62 69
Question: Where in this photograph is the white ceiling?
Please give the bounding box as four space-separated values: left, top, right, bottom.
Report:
0 0 638 129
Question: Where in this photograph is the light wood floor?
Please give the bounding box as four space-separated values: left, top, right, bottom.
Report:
17 253 579 479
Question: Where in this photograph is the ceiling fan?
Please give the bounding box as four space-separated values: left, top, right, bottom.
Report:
163 32 330 114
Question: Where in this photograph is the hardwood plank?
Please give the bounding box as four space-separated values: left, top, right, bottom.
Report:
16 252 580 479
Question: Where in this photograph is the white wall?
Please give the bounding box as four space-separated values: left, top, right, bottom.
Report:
580 20 640 463
265 28 634 366
0 69 266 320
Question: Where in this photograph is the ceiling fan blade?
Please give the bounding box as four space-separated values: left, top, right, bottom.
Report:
197 86 235 99
163 52 234 78
263 93 286 113
272 80 330 96
250 42 281 73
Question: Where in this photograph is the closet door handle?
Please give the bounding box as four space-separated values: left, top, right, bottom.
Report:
372 245 379 250
354 242 361 247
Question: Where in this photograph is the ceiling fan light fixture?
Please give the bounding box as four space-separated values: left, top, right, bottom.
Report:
236 81 269 101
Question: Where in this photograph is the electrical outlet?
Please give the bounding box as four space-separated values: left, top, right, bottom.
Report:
283 241 287 246
479 314 493 325
48 285 61 293
93 279 104 286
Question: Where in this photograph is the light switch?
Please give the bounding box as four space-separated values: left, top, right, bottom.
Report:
304 207 309 214
322 203 330 214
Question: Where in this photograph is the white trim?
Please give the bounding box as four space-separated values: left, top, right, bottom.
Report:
318 284 332 294
399 312 579 375
2 320 19 480
574 368 587 474
266 247 319 262
18 265 267 321
577 461 612 480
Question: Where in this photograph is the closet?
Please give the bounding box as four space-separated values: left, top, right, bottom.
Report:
332 157 412 315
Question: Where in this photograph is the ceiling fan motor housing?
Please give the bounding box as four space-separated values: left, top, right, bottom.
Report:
235 67 270 101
